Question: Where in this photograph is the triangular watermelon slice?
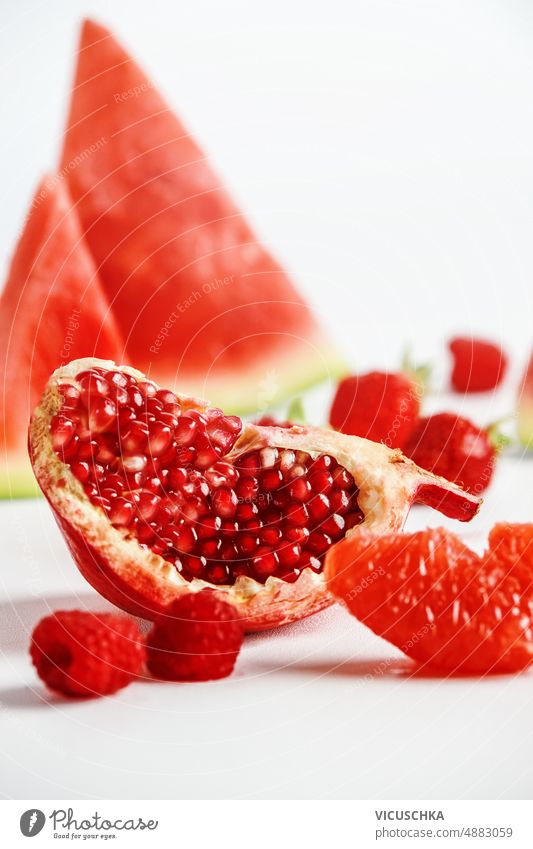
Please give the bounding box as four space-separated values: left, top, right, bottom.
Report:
0 176 124 496
60 19 345 410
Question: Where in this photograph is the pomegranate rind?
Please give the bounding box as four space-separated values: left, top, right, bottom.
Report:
29 358 481 631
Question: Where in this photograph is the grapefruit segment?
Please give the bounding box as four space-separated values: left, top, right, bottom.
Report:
0 177 124 496
60 20 345 407
326 525 533 674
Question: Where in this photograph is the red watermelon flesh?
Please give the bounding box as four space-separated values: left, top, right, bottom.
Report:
60 20 345 410
0 176 124 495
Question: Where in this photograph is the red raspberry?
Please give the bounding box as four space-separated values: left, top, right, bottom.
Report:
449 336 508 393
329 371 420 449
404 412 497 494
146 591 244 682
30 611 146 697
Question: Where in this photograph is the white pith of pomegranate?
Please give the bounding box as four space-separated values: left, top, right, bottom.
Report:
29 359 481 630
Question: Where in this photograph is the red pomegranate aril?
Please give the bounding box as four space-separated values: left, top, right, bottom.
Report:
77 372 109 406
156 388 178 406
123 470 147 490
212 487 238 519
205 461 238 489
50 415 75 450
88 463 105 483
108 369 129 389
147 423 173 457
271 489 289 509
58 383 81 409
128 388 144 409
308 493 331 524
308 530 332 555
332 467 354 489
286 501 309 525
159 411 179 429
152 538 173 556
93 433 117 464
288 476 312 502
252 548 279 580
260 526 282 545
180 555 207 579
236 502 258 522
146 397 164 416
175 446 196 466
262 507 282 525
117 452 146 475
170 524 197 554
219 541 239 561
107 384 129 405
187 473 210 499
121 421 149 454
138 380 157 398
329 489 351 514
311 454 334 473
260 447 279 469
196 515 222 540
109 497 135 526
261 469 283 491
238 453 261 475
321 513 345 539
118 406 135 428
279 449 296 473
344 510 364 530
220 520 239 537
174 416 197 447
308 471 333 494
70 461 90 483
243 518 263 534
101 473 125 493
92 495 111 512
136 523 157 544
195 448 220 470
168 466 188 491
59 434 79 463
134 490 161 521
164 401 181 417
286 525 310 545
299 553 322 573
277 542 301 568
146 476 164 495
78 439 98 461
199 538 221 558
157 443 178 467
237 533 258 556
236 477 259 501
206 563 231 584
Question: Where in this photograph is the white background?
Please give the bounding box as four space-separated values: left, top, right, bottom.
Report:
1 0 533 800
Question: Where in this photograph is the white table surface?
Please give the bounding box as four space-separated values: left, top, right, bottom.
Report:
2 0 533 801
1 431 532 800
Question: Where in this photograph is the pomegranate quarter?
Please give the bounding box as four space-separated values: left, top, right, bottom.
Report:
29 359 481 630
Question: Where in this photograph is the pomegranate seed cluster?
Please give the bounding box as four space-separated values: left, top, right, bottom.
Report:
50 367 363 585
